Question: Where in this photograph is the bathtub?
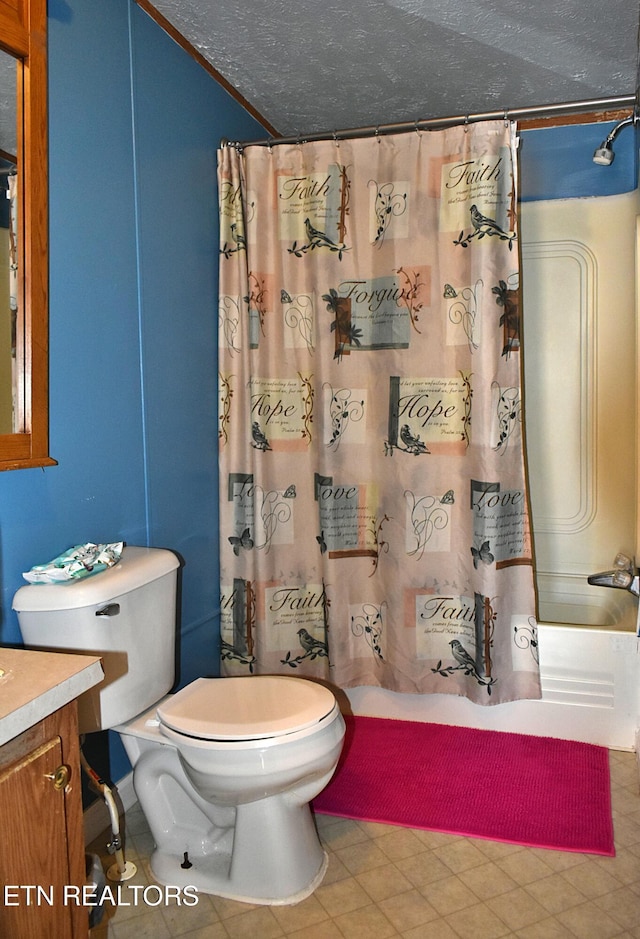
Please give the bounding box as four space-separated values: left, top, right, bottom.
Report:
347 600 640 751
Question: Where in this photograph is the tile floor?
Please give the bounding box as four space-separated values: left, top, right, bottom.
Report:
87 748 640 939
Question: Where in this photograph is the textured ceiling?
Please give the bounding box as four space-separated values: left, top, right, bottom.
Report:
149 0 639 138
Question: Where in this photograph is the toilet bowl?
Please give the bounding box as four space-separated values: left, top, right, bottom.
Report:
117 676 345 904
12 546 346 905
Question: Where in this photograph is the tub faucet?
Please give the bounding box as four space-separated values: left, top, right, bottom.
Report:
587 553 640 597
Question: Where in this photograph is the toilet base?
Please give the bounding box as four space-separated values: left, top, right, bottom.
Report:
127 738 334 904
149 844 329 906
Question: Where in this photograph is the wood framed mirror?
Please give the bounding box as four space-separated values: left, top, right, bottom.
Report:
0 0 53 470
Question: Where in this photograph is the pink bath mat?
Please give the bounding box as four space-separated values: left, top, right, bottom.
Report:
312 716 614 855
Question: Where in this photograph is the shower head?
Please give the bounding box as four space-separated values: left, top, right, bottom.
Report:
592 115 636 165
592 142 616 165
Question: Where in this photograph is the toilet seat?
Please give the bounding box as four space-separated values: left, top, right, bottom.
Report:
156 675 337 741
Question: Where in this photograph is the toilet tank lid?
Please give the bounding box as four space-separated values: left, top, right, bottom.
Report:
12 546 179 612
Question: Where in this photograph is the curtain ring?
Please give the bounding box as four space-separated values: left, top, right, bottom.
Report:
267 138 273 153
333 130 339 147
375 125 381 143
504 110 509 127
414 120 422 136
464 115 470 133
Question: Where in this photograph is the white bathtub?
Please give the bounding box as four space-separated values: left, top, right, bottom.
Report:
346 565 640 751
347 616 640 750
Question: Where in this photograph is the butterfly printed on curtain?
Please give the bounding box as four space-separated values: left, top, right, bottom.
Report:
471 539 494 568
229 528 254 556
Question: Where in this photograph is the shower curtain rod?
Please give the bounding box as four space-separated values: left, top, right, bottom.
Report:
223 94 636 150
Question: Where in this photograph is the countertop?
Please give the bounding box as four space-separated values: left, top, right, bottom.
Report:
0 647 103 746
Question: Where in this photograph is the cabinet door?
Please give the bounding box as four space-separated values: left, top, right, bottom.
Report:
0 735 76 938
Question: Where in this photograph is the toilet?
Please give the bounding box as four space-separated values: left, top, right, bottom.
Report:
12 546 346 905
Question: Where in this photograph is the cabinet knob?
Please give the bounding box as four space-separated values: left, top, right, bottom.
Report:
45 764 70 790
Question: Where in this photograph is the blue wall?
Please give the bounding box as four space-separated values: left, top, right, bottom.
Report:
0 0 266 777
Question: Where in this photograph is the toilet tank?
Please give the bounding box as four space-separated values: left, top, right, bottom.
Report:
12 546 180 734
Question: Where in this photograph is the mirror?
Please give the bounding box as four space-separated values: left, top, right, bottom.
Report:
0 0 54 469
0 50 17 436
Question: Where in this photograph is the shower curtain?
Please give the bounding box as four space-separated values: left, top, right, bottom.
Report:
218 120 541 705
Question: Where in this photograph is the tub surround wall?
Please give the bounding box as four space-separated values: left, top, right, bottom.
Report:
521 190 640 626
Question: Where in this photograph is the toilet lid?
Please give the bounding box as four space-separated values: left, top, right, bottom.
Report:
156 676 337 741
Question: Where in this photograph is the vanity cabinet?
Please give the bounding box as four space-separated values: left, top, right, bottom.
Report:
0 700 88 939
0 647 103 939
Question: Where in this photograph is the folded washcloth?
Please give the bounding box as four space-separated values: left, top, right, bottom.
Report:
23 542 124 584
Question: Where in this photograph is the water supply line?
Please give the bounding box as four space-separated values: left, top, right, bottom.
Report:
80 745 137 882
